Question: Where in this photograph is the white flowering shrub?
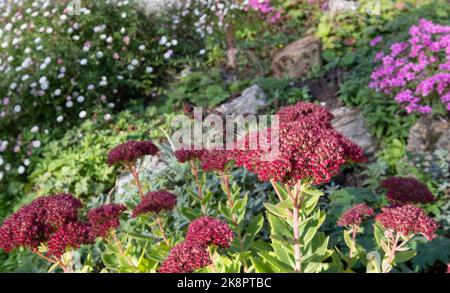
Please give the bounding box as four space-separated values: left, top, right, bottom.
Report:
0 0 202 186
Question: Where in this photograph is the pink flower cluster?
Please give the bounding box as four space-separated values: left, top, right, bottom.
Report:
47 221 94 258
186 216 234 248
369 19 450 113
375 204 439 240
0 194 94 257
132 191 177 217
174 148 234 173
87 204 127 238
159 241 211 273
246 0 282 23
159 216 233 273
380 177 435 205
337 203 374 227
234 102 366 185
107 140 159 166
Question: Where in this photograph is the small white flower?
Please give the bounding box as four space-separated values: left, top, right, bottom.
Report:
131 59 138 66
32 140 41 148
96 51 104 58
54 89 62 96
87 84 95 91
77 96 85 103
14 105 21 112
80 59 88 66
139 45 145 51
104 113 111 121
199 49 206 55
24 159 30 166
66 101 74 108
5 163 11 171
106 36 113 43
17 166 25 174
146 66 154 74
171 39 178 46
56 115 64 122
79 111 87 118
0 171 3 181
160 36 168 45
30 126 39 133
0 156 3 166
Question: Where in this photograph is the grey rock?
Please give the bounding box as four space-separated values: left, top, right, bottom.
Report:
407 117 450 156
271 36 321 79
216 85 267 115
331 107 377 154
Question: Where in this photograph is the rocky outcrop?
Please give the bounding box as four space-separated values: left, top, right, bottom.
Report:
271 36 321 79
331 107 377 155
407 117 450 157
215 85 267 115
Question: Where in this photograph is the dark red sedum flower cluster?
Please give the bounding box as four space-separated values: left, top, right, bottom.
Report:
276 101 334 126
107 140 159 166
0 194 95 257
380 176 435 205
159 216 233 273
337 203 375 227
132 191 177 217
47 221 94 258
186 216 234 248
87 204 127 238
174 149 205 163
175 148 234 173
375 204 439 240
159 241 212 273
234 102 367 185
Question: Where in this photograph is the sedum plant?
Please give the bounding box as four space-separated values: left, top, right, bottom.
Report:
233 102 367 272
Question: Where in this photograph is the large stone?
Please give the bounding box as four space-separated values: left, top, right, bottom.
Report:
407 117 450 157
331 107 377 155
215 85 267 115
271 36 321 79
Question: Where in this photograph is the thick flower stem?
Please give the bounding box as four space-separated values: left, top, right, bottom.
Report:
190 162 206 213
156 216 170 246
35 251 69 273
110 230 135 268
220 173 247 271
292 203 302 272
127 163 144 198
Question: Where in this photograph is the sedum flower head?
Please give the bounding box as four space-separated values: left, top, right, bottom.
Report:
159 241 211 273
47 221 94 258
375 204 439 240
380 176 434 205
234 112 366 185
132 191 177 217
174 149 205 163
107 140 159 166
185 216 234 248
337 203 374 227
276 101 334 126
0 193 83 252
199 149 234 173
87 204 127 238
